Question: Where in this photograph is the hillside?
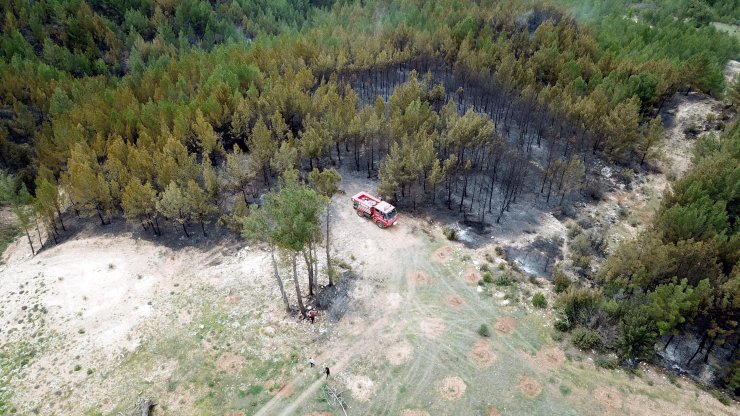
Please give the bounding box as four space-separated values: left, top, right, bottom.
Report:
1 0 739 414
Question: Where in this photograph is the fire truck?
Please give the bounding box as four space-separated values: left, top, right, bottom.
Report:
351 192 398 228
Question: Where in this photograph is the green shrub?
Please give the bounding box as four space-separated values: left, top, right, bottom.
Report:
482 271 493 284
480 263 490 272
571 328 602 350
595 357 618 369
554 317 571 332
532 293 547 308
494 273 514 286
553 269 571 294
477 324 490 337
443 226 456 240
555 287 603 328
559 385 571 396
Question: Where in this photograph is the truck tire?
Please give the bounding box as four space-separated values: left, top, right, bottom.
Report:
356 210 364 217
375 221 384 229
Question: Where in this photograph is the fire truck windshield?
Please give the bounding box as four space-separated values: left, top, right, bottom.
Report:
384 209 397 220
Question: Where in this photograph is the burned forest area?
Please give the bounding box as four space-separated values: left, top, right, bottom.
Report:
1 0 739 415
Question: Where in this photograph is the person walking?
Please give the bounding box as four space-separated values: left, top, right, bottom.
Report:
309 357 315 368
308 309 317 324
324 366 330 379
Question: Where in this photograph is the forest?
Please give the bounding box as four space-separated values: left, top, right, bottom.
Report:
0 0 738 398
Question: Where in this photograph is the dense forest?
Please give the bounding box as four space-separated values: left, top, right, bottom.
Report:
0 0 738 396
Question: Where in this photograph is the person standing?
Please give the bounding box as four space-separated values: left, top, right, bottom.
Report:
324 366 330 379
309 357 315 368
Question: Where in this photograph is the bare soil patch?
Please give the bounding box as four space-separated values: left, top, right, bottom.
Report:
437 376 466 401
407 270 431 286
420 318 446 339
433 246 453 262
487 408 501 416
517 375 542 398
535 346 565 370
275 383 294 398
226 412 246 416
344 375 376 402
216 352 245 374
470 340 497 367
400 410 430 416
386 340 414 365
385 292 403 310
463 268 480 284
443 294 465 309
494 317 517 334
592 386 623 412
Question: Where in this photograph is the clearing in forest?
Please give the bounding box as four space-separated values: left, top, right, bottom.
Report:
0 171 736 416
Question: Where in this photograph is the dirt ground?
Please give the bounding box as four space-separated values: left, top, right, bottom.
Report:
1 92 738 415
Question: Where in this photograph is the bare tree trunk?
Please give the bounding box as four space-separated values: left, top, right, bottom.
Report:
55 204 66 231
303 247 314 297
24 227 35 255
326 204 333 286
687 332 709 365
292 254 306 317
271 246 290 311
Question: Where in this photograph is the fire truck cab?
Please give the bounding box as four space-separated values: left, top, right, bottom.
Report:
351 191 398 228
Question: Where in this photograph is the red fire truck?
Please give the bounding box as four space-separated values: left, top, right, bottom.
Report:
351 192 398 228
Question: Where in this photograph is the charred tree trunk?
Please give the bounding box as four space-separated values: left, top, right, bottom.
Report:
292 254 306 317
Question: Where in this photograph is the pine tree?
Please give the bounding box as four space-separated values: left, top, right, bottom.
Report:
157 181 191 237
122 178 160 235
186 179 216 236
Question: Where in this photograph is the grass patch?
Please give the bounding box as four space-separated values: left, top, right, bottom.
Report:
559 384 571 396
532 293 547 309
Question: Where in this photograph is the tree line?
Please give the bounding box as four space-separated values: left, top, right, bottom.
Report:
553 109 740 394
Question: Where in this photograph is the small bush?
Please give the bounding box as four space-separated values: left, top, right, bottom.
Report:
551 331 564 341
712 390 730 406
494 273 514 286
559 385 571 396
73 364 82 372
571 328 602 350
482 271 493 284
495 246 504 256
553 270 571 294
584 183 604 201
617 204 629 219
480 263 490 272
532 293 547 308
485 252 495 262
443 226 456 240
595 357 618 369
477 324 491 337
554 317 571 332
497 263 506 270
567 224 583 240
556 287 603 327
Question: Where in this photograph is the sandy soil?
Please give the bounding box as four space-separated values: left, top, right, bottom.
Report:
517 375 543 398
